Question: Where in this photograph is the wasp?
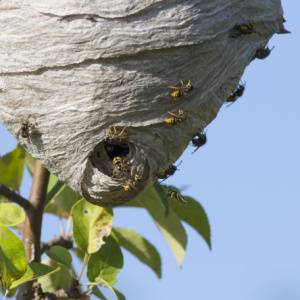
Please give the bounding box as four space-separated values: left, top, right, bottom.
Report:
112 156 131 178
105 126 128 143
191 131 207 153
164 109 186 125
226 82 245 104
254 46 274 60
169 80 193 99
122 179 137 192
167 189 188 205
157 161 182 182
17 118 36 143
122 171 142 192
231 23 254 37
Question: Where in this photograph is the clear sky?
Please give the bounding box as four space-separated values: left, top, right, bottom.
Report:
0 1 299 299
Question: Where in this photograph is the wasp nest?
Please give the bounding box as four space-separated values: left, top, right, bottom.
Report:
0 0 286 206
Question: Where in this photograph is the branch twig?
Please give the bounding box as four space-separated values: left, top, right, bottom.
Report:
41 236 73 253
17 161 50 300
0 184 31 210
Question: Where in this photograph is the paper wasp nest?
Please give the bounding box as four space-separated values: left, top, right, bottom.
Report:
0 0 285 206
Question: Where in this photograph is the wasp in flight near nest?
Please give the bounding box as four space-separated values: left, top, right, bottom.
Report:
105 126 128 143
17 118 37 143
191 131 207 154
226 82 246 104
169 80 194 100
164 109 186 125
231 23 254 38
254 46 274 60
167 189 188 205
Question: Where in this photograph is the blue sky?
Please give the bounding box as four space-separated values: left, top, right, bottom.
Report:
0 1 299 299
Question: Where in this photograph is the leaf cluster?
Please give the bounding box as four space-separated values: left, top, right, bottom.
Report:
0 146 211 299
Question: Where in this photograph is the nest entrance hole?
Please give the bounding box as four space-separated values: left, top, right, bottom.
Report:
104 142 130 160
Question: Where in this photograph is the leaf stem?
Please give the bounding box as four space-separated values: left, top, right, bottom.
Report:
1 290 8 300
78 254 90 283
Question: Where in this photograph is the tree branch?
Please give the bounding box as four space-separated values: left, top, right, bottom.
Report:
0 183 31 210
17 161 50 300
41 236 73 253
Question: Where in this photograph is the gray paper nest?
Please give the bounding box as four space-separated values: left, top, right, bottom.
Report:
0 0 285 206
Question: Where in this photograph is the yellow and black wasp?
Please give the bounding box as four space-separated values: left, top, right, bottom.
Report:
164 109 186 125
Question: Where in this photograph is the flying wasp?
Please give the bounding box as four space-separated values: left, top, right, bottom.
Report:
169 80 194 100
254 46 274 60
105 126 128 143
167 189 188 205
191 131 207 154
226 82 246 104
164 109 186 125
231 23 254 38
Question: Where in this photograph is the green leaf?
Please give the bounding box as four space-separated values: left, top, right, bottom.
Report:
169 195 212 249
38 260 73 293
71 248 85 262
0 146 25 191
11 262 59 290
112 227 161 278
134 185 187 266
72 199 113 254
0 226 27 290
114 289 126 300
46 246 72 268
90 278 121 300
87 236 123 286
45 175 81 218
0 203 26 227
92 286 108 300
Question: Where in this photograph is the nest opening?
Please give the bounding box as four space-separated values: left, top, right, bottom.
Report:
104 142 130 160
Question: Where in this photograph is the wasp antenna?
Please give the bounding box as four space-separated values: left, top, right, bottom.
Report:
226 102 235 108
159 178 167 184
191 147 200 154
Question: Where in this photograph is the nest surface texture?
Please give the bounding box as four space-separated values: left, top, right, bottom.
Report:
0 0 285 206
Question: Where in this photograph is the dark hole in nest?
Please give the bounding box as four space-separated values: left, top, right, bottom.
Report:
104 142 130 160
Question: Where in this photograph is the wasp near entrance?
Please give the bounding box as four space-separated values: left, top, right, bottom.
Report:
17 118 37 143
191 131 207 153
226 82 246 104
164 109 186 125
105 126 128 143
169 80 194 100
231 23 254 38
254 46 274 60
157 161 182 182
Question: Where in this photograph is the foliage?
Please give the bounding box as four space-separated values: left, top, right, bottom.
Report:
0 146 211 299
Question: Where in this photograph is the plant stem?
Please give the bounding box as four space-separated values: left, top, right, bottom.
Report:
16 161 50 300
23 160 50 261
0 184 31 211
1 290 8 300
78 254 90 283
